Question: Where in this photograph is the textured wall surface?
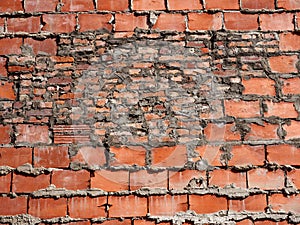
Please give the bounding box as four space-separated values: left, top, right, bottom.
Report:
0 0 300 224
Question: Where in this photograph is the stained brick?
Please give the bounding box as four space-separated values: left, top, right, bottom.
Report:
209 170 247 188
97 0 129 11
29 198 67 219
52 170 90 190
168 0 202 10
149 195 188 216
115 14 148 32
0 197 27 215
242 77 275 96
229 195 267 212
110 145 146 166
0 0 23 12
16 125 50 144
7 17 40 33
69 197 107 218
0 82 15 100
204 123 240 142
269 194 300 214
25 0 59 12
42 14 76 33
61 0 94 11
228 145 265 167
152 14 186 32
0 38 22 55
24 38 57 55
0 174 11 192
169 170 206 190
260 13 294 31
224 100 260 118
287 170 300 189
279 33 300 51
133 0 165 10
91 170 129 191
152 145 187 167
244 123 279 141
0 125 12 144
12 174 50 193
283 121 300 140
79 14 112 32
248 169 284 190
241 0 274 9
71 146 106 167
205 0 239 9
264 101 297 118
269 55 298 73
0 147 32 168
267 144 300 165
130 170 167 190
282 77 300 95
34 146 69 168
278 0 300 9
189 195 227 214
188 13 222 31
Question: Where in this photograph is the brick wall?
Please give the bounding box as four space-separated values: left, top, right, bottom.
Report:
0 0 300 224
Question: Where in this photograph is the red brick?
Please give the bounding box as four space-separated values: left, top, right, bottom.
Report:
34 146 69 168
130 170 168 190
153 14 186 32
0 196 27 215
168 0 202 10
282 77 300 95
24 38 57 55
264 101 297 118
283 121 300 140
228 145 265 167
0 57 7 77
0 38 22 55
149 195 188 216
0 82 15 100
0 174 11 192
260 13 294 31
0 147 32 167
69 197 106 218
52 170 90 190
25 0 59 12
12 174 50 193
0 125 12 144
209 170 246 188
267 144 300 165
133 0 165 10
79 14 112 32
188 13 222 31
110 146 146 166
108 195 147 217
99 220 132 225
287 170 300 189
229 195 267 212
0 0 23 12
205 0 239 9
242 77 275 96
195 145 223 166
169 170 206 190
61 0 94 11
279 33 300 51
0 18 4 33
204 123 240 142
278 0 300 9
255 221 288 225
71 146 106 167
42 14 76 33
269 55 298 73
115 14 148 32
244 123 278 141
134 221 156 225
98 0 128 10
189 195 227 214
29 198 67 219
224 13 258 30
91 170 129 191
7 17 40 33
248 168 284 190
269 194 300 214
241 0 274 9
16 125 50 144
152 145 187 167
236 220 253 225
224 100 260 118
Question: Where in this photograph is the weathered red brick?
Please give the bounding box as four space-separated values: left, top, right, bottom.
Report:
248 169 284 190
61 0 94 11
236 220 253 225
244 123 279 141
79 14 112 32
7 17 40 33
188 13 222 31
224 100 260 118
282 77 300 95
69 197 107 218
133 0 165 10
209 169 247 188
195 145 223 166
12 174 50 192
91 170 129 191
115 14 148 32
228 145 265 167
242 77 275 96
0 125 12 144
149 195 188 216
71 146 106 167
130 170 167 190
34 146 69 168
279 33 300 51
25 0 59 12
110 145 146 166
0 0 23 12
189 195 227 214
0 82 15 100
0 38 22 55
269 194 300 214
278 0 300 9
52 170 90 190
264 101 298 118
205 0 239 9
16 125 50 144
153 14 186 32
0 174 11 192
283 120 300 140
267 144 300 165
269 55 298 73
0 147 32 167
204 123 240 142
229 195 267 212
255 221 288 225
152 145 187 167
169 170 206 190
260 13 294 31
108 195 147 217
0 57 7 77
98 0 128 10
29 198 67 219
42 14 76 33
224 13 258 30
168 0 202 10
0 197 27 215
24 38 57 55
287 170 300 189
99 220 132 225
241 0 274 9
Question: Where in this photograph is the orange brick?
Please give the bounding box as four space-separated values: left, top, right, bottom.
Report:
204 123 240 142
224 13 258 30
228 145 265 167
91 170 129 191
108 195 147 217
282 77 300 95
278 0 300 9
149 195 188 216
0 197 27 216
115 14 148 32
224 100 260 118
29 198 67 219
42 14 76 33
0 147 32 168
0 82 15 100
168 0 202 10
242 77 275 96
244 123 279 141
188 13 222 31
269 194 300 214
264 101 297 118
34 146 69 168
269 55 298 73
229 195 267 212
0 125 12 144
287 170 300 189
0 174 11 192
100 220 132 225
152 145 187 167
0 0 23 12
52 170 90 190
133 0 165 10
25 0 59 12
0 57 7 77
12 174 50 193
130 170 167 190
61 0 94 11
16 125 50 144
110 145 146 166
71 146 106 167
248 169 284 190
98 0 129 11
279 33 300 51
195 145 223 166
189 195 227 214
153 14 186 32
205 0 239 9
69 197 107 218
267 144 300 165
260 13 294 31
0 38 22 55
241 0 274 9
79 14 112 32
169 170 206 190
236 220 254 225
283 121 300 140
209 169 246 188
